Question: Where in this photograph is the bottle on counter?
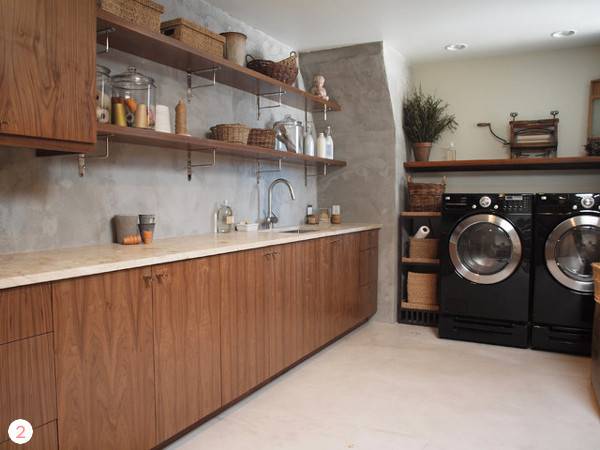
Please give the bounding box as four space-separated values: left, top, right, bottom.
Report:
325 126 334 159
446 141 456 161
331 205 341 224
304 123 315 156
217 200 235 233
316 132 327 158
306 204 318 225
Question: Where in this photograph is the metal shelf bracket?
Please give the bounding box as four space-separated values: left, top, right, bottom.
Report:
97 27 116 54
304 163 327 186
78 135 112 177
187 149 216 181
256 158 282 184
257 88 286 120
186 67 221 101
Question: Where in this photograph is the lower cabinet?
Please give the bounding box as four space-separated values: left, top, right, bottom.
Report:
52 268 157 450
0 422 57 450
153 258 222 441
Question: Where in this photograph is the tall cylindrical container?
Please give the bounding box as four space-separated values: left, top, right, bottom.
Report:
96 65 112 124
221 32 247 66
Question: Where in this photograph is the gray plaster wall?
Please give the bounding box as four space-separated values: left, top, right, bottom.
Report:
300 42 409 323
0 0 315 254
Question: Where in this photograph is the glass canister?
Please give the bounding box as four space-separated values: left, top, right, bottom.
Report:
111 66 157 129
273 115 304 153
96 65 112 124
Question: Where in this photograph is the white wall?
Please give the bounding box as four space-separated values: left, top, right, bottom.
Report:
411 45 600 193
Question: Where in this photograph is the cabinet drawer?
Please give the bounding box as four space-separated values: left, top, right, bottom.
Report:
0 421 57 450
360 247 379 287
359 230 379 251
0 334 57 443
0 284 52 345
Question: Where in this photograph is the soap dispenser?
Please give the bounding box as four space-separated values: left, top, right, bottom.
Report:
217 200 234 233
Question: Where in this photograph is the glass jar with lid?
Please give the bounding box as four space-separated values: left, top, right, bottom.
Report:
96 65 112 124
111 66 157 129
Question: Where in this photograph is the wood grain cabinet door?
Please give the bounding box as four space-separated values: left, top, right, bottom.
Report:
52 268 156 450
0 422 57 450
341 233 360 330
300 239 320 357
153 258 222 442
0 0 96 147
0 283 52 345
280 243 304 368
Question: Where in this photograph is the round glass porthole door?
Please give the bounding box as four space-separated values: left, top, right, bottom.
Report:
545 215 600 293
449 214 522 284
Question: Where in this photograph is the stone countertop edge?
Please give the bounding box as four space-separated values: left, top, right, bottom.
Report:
0 224 382 290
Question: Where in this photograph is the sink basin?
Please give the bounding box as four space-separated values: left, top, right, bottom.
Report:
280 229 318 234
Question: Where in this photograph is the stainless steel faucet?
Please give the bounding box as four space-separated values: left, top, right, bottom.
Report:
266 178 296 229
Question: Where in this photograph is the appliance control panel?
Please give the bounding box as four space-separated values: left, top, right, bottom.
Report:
536 193 600 213
443 194 532 213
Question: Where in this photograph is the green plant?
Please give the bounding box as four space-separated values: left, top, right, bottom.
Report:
403 87 458 143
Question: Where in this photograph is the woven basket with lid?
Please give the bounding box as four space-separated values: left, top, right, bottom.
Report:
210 124 250 145
409 238 439 259
248 129 276 149
407 176 446 212
161 18 225 58
407 272 438 305
98 0 165 32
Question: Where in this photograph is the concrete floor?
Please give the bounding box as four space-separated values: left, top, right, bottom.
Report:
168 321 600 450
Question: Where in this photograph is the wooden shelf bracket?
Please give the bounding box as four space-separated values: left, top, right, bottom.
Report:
186 67 220 101
187 149 216 181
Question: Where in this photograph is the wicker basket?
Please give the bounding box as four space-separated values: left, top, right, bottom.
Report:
246 52 298 85
407 176 446 212
407 272 438 305
248 129 276 149
98 0 165 33
161 18 225 58
210 124 250 145
594 263 600 302
409 238 439 259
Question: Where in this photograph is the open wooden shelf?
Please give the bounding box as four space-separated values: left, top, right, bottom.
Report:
401 257 440 266
400 211 442 218
97 10 341 113
404 156 600 173
98 123 347 167
400 301 439 312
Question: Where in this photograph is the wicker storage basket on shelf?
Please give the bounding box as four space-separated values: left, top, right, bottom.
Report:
248 129 276 149
594 263 600 302
409 238 439 259
407 176 446 212
246 52 298 85
407 272 438 305
161 18 225 58
210 124 250 145
98 0 165 33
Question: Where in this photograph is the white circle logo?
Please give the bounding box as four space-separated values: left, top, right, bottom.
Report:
8 419 33 445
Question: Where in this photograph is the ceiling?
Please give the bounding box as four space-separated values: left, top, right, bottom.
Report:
207 0 600 63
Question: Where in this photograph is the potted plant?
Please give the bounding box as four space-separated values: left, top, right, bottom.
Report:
403 87 458 161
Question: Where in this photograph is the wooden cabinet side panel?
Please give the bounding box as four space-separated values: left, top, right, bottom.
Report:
0 0 95 143
301 240 320 356
0 284 52 345
153 258 221 442
0 421 57 450
264 247 285 377
282 243 304 368
52 269 156 450
0 334 56 442
342 234 360 329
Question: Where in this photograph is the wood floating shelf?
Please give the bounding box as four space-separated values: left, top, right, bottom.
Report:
96 10 341 113
400 211 442 218
401 257 440 266
404 156 600 173
97 123 347 167
400 301 439 312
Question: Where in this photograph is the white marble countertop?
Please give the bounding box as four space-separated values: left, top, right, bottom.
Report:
0 224 381 290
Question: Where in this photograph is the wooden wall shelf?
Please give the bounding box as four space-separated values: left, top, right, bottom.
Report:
97 10 341 114
404 156 600 173
400 212 442 217
97 124 347 167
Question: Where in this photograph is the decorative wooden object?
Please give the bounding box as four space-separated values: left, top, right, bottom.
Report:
509 113 559 158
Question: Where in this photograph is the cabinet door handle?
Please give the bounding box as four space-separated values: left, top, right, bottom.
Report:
142 275 153 287
155 272 169 283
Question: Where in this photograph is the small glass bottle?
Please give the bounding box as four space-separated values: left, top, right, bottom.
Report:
446 142 456 161
217 200 234 233
304 123 315 156
325 126 334 159
317 132 327 158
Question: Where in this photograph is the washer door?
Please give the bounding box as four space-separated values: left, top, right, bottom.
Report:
545 215 600 293
449 214 522 285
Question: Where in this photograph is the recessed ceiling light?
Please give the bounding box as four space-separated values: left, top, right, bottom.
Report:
551 30 576 38
445 43 468 51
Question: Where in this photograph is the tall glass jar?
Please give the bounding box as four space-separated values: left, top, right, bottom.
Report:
111 66 157 129
96 65 112 124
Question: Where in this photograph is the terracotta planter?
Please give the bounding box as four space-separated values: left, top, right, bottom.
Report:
413 142 432 162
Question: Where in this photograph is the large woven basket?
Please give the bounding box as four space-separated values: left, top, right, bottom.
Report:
594 263 600 303
161 18 225 58
248 129 276 149
210 124 250 145
98 0 165 33
246 52 298 85
409 238 439 259
407 272 438 305
407 176 446 212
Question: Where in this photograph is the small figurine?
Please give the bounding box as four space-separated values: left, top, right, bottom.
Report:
310 75 329 101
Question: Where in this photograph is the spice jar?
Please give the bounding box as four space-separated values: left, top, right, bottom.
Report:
96 65 112 124
111 66 157 129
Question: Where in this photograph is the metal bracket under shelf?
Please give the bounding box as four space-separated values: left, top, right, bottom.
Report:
187 149 216 181
77 134 112 177
256 89 286 120
304 163 327 186
187 67 221 101
256 158 282 184
97 27 116 55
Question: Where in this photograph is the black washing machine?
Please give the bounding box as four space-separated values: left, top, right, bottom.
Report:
532 193 600 355
439 194 533 348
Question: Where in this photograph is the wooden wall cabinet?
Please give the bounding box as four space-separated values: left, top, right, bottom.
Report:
153 259 222 441
0 0 96 153
52 268 156 450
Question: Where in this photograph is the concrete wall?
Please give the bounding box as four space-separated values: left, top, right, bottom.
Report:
300 42 409 323
411 45 600 192
0 0 315 254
